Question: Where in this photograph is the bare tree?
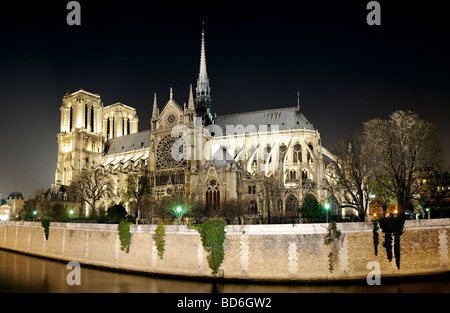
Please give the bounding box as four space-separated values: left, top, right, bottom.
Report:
326 134 374 221
135 195 167 224
364 110 442 216
122 173 151 217
70 168 113 217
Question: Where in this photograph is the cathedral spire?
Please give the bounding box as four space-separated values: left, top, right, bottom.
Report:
198 22 209 92
151 92 158 120
188 84 195 111
195 22 213 125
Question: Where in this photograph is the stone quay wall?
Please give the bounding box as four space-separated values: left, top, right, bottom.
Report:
0 219 449 282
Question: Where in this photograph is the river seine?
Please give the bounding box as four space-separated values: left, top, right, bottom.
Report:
1 249 449 293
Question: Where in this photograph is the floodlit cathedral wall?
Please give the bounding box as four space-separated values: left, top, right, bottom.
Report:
52 27 334 217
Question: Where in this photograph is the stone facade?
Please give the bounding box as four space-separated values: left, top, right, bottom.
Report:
52 27 336 218
1 219 449 282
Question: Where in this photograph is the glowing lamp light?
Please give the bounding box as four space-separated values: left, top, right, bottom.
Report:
325 203 330 210
69 209 74 215
33 211 37 215
176 206 183 225
394 209 398 214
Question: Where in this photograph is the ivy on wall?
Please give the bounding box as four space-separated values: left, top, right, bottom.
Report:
191 219 227 275
154 222 166 259
377 217 405 270
372 220 379 256
118 221 133 253
41 219 50 240
324 221 341 273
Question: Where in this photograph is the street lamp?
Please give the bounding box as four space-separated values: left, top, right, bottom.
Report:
69 209 74 222
324 203 330 223
425 208 430 219
33 210 37 221
176 206 182 225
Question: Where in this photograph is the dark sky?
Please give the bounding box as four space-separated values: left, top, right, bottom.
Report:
0 0 449 199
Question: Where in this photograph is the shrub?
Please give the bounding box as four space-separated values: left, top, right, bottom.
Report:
107 204 127 222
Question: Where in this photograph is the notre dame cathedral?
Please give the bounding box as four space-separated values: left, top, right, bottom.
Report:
52 25 334 220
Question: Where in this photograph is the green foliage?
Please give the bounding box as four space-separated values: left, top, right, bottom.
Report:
41 219 50 240
118 221 133 253
324 221 341 272
107 204 127 222
191 219 227 275
298 195 325 221
155 222 166 259
372 220 379 256
378 217 405 269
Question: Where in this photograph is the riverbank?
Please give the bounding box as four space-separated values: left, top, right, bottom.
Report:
0 219 449 282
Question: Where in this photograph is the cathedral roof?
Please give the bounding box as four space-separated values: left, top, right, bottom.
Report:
202 146 239 169
104 130 151 155
68 89 101 99
214 106 315 135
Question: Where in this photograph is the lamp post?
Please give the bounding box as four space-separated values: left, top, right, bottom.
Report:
69 209 74 222
176 206 182 225
425 208 430 219
325 203 330 223
33 210 37 221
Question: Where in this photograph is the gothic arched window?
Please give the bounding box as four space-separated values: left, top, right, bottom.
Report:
249 200 258 214
69 106 73 131
290 169 296 180
285 195 299 214
302 170 308 180
90 106 94 132
206 179 220 209
85 103 88 129
293 143 302 164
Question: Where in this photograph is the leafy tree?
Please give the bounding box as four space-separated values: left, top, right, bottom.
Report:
298 194 325 221
107 204 127 222
371 175 397 218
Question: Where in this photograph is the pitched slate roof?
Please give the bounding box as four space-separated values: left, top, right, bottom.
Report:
214 106 315 135
202 146 240 168
104 130 151 155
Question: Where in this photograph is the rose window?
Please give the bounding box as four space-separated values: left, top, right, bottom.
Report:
156 135 186 168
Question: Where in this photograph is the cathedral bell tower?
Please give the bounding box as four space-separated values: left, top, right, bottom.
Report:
195 22 214 126
55 89 104 186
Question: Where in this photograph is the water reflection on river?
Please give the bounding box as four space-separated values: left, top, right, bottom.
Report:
1 249 449 293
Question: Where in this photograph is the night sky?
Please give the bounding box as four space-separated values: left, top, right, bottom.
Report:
0 0 449 199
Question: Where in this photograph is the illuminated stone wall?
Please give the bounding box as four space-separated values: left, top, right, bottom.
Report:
0 219 448 282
